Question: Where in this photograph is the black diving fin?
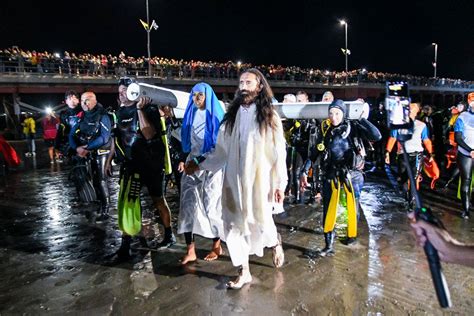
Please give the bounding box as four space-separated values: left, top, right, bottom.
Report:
70 158 97 203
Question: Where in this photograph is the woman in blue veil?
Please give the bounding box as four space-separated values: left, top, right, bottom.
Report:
177 82 226 264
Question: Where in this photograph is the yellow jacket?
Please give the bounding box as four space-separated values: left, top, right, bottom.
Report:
23 117 36 134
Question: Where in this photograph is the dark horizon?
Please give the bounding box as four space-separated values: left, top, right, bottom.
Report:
1 0 473 80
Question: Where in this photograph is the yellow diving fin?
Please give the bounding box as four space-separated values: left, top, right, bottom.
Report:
324 178 340 233
343 180 357 238
118 171 142 236
160 117 172 175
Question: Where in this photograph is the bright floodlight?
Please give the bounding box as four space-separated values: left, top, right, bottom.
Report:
54 52 60 58
432 42 437 46
340 20 346 25
237 61 242 67
45 107 53 115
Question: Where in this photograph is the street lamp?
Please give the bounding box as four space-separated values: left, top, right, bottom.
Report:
340 20 349 84
432 42 438 78
146 0 151 77
142 0 159 77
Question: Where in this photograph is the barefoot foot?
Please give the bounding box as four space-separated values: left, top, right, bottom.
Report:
227 268 252 290
180 243 197 265
204 246 224 261
272 233 285 268
180 253 197 265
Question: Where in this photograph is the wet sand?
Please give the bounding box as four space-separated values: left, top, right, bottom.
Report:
0 146 472 314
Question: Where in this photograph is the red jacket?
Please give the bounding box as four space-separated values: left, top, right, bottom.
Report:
42 117 59 140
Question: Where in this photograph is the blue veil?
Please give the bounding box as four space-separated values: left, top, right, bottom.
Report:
181 82 224 155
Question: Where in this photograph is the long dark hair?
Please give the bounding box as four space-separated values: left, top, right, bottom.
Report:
224 68 276 133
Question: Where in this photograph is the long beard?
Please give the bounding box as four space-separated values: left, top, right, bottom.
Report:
236 89 259 105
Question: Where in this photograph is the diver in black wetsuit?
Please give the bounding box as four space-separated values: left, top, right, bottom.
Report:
288 91 314 203
55 90 83 159
300 100 381 256
69 91 112 222
287 119 311 203
164 107 183 195
454 92 474 219
105 78 175 258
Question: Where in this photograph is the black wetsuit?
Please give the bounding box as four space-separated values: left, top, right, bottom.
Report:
166 116 182 195
287 120 312 202
113 104 173 256
70 105 112 213
369 107 388 168
317 119 380 217
114 105 139 162
303 118 381 252
114 104 166 198
454 110 474 219
55 106 83 156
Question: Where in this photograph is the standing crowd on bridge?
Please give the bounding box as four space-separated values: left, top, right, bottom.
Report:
13 69 474 289
1 46 473 88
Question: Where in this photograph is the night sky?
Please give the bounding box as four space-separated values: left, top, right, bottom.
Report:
1 0 473 80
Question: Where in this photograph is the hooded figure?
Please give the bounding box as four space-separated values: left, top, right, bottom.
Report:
177 82 226 264
181 82 224 155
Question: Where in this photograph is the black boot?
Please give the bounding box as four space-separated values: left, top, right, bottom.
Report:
133 236 154 251
96 203 110 222
117 235 132 259
156 227 176 249
461 210 470 219
461 188 470 219
320 232 335 256
295 177 301 204
138 236 149 248
344 237 357 245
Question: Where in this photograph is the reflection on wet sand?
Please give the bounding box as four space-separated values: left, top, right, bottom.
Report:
0 152 473 314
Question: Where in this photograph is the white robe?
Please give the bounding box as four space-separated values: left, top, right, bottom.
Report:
199 104 288 266
177 109 224 240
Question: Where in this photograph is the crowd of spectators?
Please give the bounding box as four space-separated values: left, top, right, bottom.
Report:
1 46 472 88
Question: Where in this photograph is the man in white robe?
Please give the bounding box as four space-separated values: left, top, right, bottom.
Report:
185 68 287 289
